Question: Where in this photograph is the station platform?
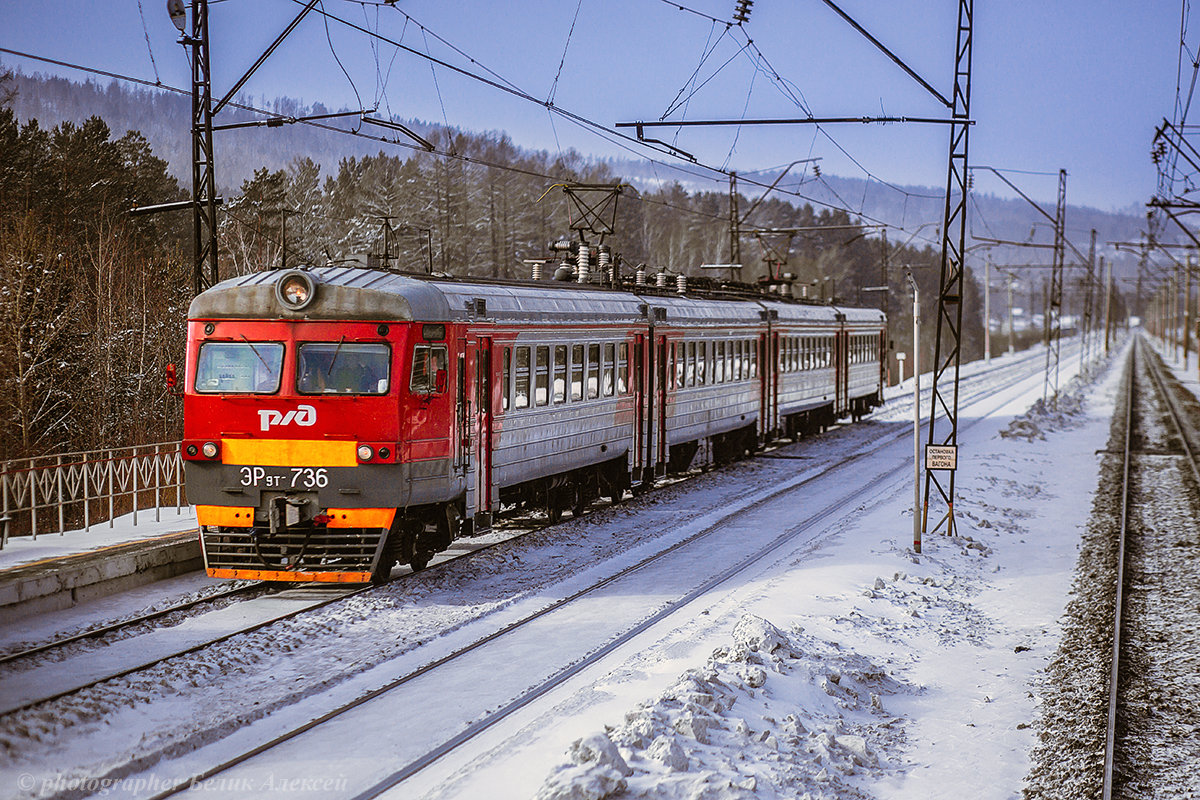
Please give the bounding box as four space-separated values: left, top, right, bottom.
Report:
0 511 201 621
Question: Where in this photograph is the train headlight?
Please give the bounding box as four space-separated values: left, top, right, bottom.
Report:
201 441 220 459
357 444 375 462
275 270 317 310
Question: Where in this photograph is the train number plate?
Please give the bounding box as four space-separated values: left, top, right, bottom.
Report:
237 466 329 489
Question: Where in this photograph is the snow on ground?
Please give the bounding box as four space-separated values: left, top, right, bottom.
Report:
1 336 1135 800
0 508 197 571
413 339 1125 800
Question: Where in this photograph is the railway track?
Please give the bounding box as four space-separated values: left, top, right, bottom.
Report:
1100 337 1200 797
0 583 262 667
0 341 1079 800
132 342 1067 800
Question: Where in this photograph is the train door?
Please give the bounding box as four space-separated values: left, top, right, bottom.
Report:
474 336 494 532
834 329 849 417
456 338 472 499
632 333 646 480
878 330 887 397
760 332 774 441
656 334 669 476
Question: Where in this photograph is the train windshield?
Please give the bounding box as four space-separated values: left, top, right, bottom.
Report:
297 342 390 395
194 342 284 394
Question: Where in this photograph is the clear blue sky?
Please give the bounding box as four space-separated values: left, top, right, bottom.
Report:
0 0 1185 214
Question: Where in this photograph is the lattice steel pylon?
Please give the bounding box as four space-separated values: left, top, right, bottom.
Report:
1043 169 1067 404
1080 228 1097 371
729 172 741 264
921 0 973 538
190 0 219 295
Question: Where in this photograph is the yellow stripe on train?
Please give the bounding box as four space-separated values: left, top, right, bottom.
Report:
221 438 358 467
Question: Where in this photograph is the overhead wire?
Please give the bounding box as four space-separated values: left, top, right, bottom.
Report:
2 1 943 249
291 1 901 227
135 0 161 84
421 26 451 134
722 62 757 171
318 0 364 111
660 21 732 120
548 0 585 106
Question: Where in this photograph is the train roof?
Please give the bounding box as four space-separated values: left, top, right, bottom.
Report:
188 267 885 327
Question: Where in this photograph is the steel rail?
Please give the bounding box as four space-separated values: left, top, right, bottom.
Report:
0 582 260 666
0 585 369 718
1140 340 1200 490
1101 339 1136 799
143 346 1057 800
1102 337 1200 796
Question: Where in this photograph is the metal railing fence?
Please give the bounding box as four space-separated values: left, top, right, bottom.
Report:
0 442 188 548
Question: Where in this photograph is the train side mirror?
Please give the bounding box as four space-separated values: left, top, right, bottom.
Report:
165 363 182 396
435 368 448 394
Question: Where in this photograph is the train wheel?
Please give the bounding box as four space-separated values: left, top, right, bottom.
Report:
546 482 564 524
371 527 399 585
399 518 435 572
571 483 586 517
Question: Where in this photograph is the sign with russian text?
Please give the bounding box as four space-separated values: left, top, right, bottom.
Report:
925 444 958 471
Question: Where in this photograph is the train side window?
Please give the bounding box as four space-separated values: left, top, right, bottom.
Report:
196 341 284 394
408 344 447 395
514 346 531 408
571 344 584 401
603 343 615 396
502 348 511 411
535 346 549 406
697 341 706 385
618 342 629 394
553 345 567 403
588 343 601 399
684 341 694 387
732 341 741 381
715 341 725 383
672 342 683 389
750 340 758 379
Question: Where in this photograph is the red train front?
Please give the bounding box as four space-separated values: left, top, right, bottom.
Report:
183 268 464 583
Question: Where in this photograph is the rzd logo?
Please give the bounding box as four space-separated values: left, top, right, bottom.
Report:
258 404 317 432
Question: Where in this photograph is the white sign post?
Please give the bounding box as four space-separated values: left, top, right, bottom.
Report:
905 272 921 554
895 352 906 384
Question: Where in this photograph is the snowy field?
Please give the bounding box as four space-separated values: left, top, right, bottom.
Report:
454 342 1125 800
1 336 1143 800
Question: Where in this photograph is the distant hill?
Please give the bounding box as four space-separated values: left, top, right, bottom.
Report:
4 65 1153 279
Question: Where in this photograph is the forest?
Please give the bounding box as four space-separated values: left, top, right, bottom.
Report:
0 69 983 463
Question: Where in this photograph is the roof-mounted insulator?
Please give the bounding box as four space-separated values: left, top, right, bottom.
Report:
577 243 591 283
